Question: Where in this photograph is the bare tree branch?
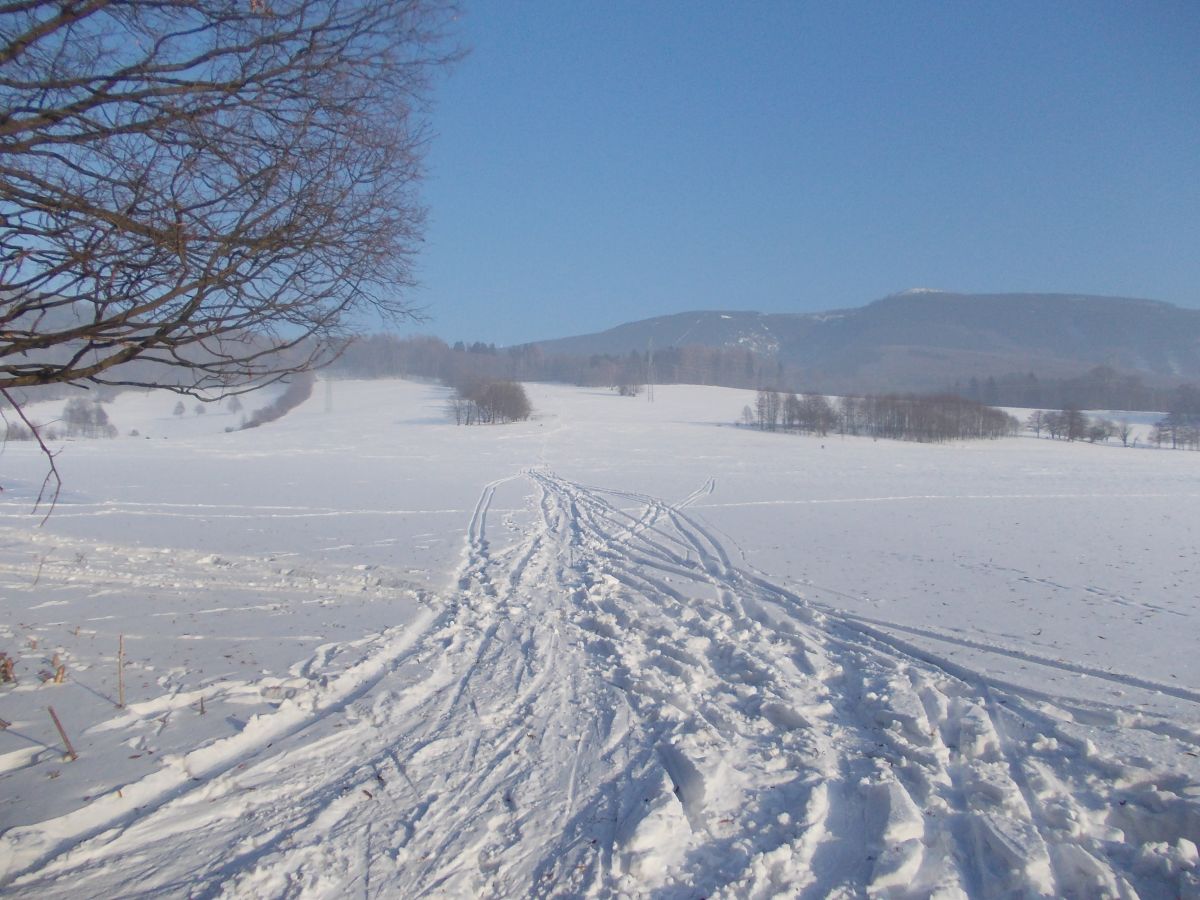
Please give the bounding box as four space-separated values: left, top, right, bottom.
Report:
1 385 61 521
2 0 458 397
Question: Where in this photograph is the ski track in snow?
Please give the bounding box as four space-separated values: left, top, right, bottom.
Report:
2 470 1199 898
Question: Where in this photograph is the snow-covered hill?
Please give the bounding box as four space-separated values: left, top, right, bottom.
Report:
1 380 1197 897
527 292 1200 389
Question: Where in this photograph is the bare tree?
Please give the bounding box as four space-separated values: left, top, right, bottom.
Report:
755 388 780 431
1042 410 1065 440
1115 420 1133 447
1 0 456 504
1 3 454 393
1063 408 1088 442
448 395 472 426
1025 410 1045 438
781 392 801 430
800 393 837 435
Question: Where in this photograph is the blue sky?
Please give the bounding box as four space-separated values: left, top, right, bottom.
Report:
402 0 1199 345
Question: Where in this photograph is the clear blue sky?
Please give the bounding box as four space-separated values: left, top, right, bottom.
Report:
402 0 1199 345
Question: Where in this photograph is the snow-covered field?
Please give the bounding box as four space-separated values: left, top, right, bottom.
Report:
1 379 1198 898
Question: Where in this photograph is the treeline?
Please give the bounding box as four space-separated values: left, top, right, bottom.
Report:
1149 413 1200 450
330 335 1200 430
1026 408 1200 450
954 365 1198 413
235 371 315 431
3 396 118 442
1023 409 1135 445
1023 383 1200 450
329 334 784 390
742 390 1018 443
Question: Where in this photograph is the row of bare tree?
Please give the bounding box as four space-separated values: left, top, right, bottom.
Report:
1148 413 1200 450
1024 409 1200 449
743 390 1018 442
1023 409 1130 444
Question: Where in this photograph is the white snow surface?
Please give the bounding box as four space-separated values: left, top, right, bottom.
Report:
1 379 1198 898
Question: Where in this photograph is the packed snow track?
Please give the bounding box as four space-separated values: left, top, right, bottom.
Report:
2 469 1198 898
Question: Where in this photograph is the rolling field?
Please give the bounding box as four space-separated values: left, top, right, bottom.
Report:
1 380 1197 898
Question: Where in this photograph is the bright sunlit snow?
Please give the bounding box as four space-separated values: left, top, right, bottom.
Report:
1 380 1198 898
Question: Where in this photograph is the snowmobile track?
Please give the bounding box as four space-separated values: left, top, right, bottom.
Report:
2 469 1197 898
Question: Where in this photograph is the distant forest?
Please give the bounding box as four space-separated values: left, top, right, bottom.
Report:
330 334 1200 420
330 335 781 391
952 366 1199 414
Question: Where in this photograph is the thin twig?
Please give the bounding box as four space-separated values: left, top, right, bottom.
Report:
0 387 62 524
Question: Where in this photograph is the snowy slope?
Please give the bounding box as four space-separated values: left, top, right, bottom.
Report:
1 380 1198 898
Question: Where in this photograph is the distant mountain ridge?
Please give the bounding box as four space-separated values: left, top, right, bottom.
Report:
527 292 1200 391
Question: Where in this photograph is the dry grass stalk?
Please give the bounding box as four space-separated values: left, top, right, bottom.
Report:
47 706 78 761
117 634 126 708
